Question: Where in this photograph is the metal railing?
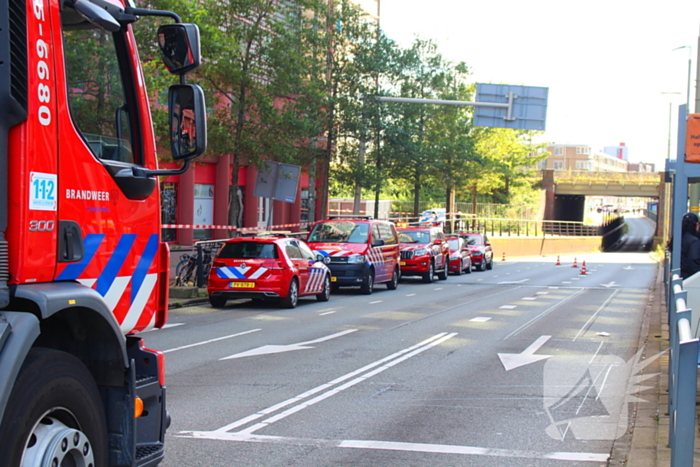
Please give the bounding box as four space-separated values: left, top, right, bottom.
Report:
667 270 699 467
389 216 607 237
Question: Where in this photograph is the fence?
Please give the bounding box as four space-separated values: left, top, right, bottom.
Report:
666 267 699 467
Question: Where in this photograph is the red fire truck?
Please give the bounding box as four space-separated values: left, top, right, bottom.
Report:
0 0 206 465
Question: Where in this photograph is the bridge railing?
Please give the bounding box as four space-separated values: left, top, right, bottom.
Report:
390 216 610 237
551 169 660 185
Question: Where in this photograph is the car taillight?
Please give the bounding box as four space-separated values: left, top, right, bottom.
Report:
212 260 226 268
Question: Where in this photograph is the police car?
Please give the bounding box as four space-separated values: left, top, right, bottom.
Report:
207 234 331 308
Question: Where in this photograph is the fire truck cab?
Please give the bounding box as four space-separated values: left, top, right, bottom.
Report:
0 0 205 465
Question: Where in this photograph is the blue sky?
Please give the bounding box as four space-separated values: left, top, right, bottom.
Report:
380 0 700 167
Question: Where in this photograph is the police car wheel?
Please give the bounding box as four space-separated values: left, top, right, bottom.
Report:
209 295 227 308
361 270 374 295
282 278 299 308
387 267 399 290
422 261 434 283
317 275 331 301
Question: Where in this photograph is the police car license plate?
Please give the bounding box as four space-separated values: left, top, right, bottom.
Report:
231 281 254 288
400 261 406 266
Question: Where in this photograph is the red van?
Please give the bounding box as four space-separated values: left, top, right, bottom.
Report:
306 217 400 294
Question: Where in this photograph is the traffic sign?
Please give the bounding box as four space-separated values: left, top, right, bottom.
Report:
474 83 549 131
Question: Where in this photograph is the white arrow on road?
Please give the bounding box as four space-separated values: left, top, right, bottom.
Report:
220 329 358 360
601 281 619 288
498 335 552 371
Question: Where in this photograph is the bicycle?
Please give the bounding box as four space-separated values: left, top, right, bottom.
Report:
174 247 214 287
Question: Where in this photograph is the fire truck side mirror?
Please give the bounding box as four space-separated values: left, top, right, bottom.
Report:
169 84 207 161
157 23 201 75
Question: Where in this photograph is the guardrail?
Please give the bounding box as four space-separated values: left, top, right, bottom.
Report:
667 270 699 467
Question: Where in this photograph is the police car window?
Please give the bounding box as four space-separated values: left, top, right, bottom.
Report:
378 224 397 245
297 242 316 261
62 10 139 165
372 225 381 244
465 235 482 245
285 242 302 259
447 239 460 250
218 242 277 259
399 231 429 244
309 222 367 243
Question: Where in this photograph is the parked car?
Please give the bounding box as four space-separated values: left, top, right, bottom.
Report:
457 232 493 271
446 237 472 275
207 235 332 308
418 208 446 226
306 217 400 294
397 226 450 283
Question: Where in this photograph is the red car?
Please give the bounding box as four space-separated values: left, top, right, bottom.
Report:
397 227 450 283
447 237 472 275
457 232 493 271
207 235 332 308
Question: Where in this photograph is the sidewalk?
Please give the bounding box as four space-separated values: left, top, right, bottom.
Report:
618 263 699 466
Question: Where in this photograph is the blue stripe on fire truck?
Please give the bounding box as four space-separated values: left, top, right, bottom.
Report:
55 234 105 281
96 234 137 297
131 234 159 303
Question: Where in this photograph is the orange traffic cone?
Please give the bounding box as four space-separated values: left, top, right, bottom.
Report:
556 255 561 266
580 261 587 275
572 258 578 268
502 252 506 261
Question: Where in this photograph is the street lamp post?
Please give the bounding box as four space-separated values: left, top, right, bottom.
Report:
662 92 682 160
673 46 692 112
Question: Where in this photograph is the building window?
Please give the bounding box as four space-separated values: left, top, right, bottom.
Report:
575 161 591 170
554 161 563 170
554 147 563 156
539 161 547 170
576 146 590 155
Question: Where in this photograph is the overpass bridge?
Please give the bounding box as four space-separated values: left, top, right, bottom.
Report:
540 170 664 234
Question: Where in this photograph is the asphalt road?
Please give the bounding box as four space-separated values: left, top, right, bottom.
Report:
143 250 658 467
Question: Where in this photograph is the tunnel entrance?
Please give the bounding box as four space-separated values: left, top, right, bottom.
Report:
553 195 585 222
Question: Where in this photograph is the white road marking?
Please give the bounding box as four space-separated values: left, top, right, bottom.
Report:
434 288 443 291
522 297 536 301
498 279 529 285
406 294 416 297
221 329 358 360
504 289 585 339
369 300 382 304
185 333 456 435
163 329 261 353
572 290 619 341
601 281 619 288
498 335 552 371
536 292 548 295
500 305 516 309
470 317 492 322
562 281 571 284
177 433 608 463
319 311 336 316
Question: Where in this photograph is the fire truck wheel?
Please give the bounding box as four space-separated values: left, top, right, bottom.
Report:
0 348 108 467
465 261 472 274
386 267 399 290
281 278 299 308
209 295 227 308
317 275 331 302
